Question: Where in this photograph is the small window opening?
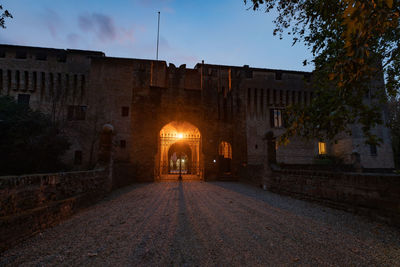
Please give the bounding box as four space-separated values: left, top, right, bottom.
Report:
74 150 82 165
15 70 20 90
36 53 47 61
120 140 126 148
15 51 27 59
121 106 130 117
24 71 29 91
370 144 377 156
57 53 67 63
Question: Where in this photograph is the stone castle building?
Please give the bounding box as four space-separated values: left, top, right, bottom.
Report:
0 44 394 182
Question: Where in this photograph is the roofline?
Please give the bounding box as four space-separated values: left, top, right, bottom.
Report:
0 44 105 56
195 63 312 74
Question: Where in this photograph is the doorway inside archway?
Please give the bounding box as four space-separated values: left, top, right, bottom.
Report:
157 121 203 180
168 142 191 174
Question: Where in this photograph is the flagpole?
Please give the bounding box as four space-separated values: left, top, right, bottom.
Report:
156 11 160 60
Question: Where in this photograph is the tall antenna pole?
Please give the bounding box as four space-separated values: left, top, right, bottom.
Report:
156 11 160 60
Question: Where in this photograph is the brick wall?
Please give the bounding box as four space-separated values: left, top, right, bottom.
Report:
268 169 400 226
0 169 111 251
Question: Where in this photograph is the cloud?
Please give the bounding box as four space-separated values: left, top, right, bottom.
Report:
42 8 64 39
78 13 134 44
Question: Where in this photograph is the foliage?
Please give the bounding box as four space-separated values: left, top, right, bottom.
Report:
0 96 70 175
0 5 12 28
245 0 400 145
387 96 400 168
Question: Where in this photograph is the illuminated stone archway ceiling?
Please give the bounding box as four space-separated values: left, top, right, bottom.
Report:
160 121 200 139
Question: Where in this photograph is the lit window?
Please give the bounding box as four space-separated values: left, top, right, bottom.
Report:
318 142 327 155
219 141 232 159
270 109 283 128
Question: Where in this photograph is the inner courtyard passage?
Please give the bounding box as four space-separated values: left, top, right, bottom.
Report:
2 182 399 266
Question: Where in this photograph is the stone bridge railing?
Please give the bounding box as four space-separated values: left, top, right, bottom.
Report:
267 169 400 226
0 169 111 251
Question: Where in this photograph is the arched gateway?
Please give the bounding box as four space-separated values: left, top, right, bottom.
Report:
156 121 203 180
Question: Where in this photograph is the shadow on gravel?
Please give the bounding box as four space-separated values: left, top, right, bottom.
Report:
168 182 198 264
102 183 153 202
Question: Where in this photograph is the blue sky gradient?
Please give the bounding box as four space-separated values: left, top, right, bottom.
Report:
0 0 313 71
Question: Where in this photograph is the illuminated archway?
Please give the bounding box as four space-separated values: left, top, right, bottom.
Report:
157 121 202 179
218 141 232 174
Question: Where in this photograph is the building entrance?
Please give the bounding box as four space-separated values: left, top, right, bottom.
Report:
156 121 203 180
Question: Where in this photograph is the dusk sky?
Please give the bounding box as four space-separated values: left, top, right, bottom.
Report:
0 0 313 71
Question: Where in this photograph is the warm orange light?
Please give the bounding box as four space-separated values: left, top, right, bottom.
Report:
178 133 183 139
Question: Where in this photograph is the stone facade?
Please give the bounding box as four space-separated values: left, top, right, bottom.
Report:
0 44 395 182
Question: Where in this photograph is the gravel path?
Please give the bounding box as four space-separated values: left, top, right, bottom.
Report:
1 182 399 266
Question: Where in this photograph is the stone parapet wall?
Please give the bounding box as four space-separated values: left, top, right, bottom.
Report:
269 169 400 226
0 169 110 251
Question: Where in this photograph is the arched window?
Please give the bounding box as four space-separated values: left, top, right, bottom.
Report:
219 141 232 159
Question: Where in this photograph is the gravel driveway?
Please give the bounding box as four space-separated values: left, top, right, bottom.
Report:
1 182 399 266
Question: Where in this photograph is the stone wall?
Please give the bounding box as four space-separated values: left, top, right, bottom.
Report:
0 169 111 251
268 169 400 226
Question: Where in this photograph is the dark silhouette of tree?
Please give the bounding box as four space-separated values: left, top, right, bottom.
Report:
0 5 12 28
245 0 400 145
0 96 70 175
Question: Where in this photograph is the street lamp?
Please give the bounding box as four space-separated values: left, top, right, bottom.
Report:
178 151 182 181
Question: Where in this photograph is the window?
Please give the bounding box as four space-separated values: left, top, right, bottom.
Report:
74 150 82 165
36 53 47 61
24 71 29 91
247 88 251 107
318 142 327 155
370 144 377 156
73 74 78 97
0 69 2 91
7 70 11 91
121 106 129 117
275 71 282 80
15 51 27 59
65 74 70 94
17 94 30 106
273 90 276 104
292 91 296 104
120 140 126 148
254 88 257 108
15 71 20 90
219 141 232 159
270 109 283 128
32 72 37 91
67 105 87 121
0 50 5 58
40 72 45 98
57 53 67 62
49 73 54 96
81 75 85 98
